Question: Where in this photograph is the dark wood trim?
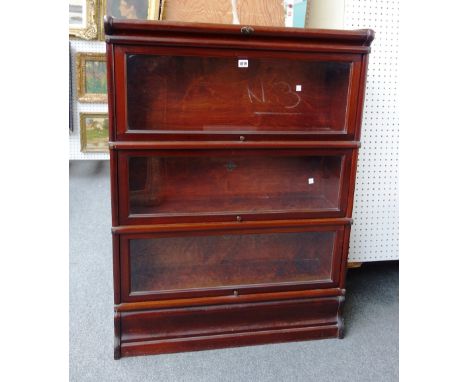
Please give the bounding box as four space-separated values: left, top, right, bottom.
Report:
122 210 346 226
124 280 340 303
345 60 362 140
110 140 361 150
109 149 119 227
112 217 353 235
339 225 352 289
345 149 360 217
331 229 345 285
112 134 360 143
115 44 362 62
120 325 340 357
354 54 370 141
115 287 345 311
107 35 371 54
112 233 121 304
104 16 374 46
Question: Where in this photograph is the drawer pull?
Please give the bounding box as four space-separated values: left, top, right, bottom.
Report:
240 26 254 35
239 135 245 141
236 215 242 222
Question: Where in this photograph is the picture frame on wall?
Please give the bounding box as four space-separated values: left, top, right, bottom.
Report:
107 0 162 19
76 53 107 103
69 0 98 40
99 0 163 40
80 113 109 153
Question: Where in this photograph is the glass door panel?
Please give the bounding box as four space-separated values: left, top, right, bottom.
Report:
124 151 348 221
125 54 352 134
128 230 337 294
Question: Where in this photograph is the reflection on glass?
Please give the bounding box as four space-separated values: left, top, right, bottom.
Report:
130 231 336 292
126 54 351 132
128 154 343 216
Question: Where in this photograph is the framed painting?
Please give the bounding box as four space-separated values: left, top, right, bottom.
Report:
80 113 109 152
76 53 107 103
99 0 163 39
69 0 98 40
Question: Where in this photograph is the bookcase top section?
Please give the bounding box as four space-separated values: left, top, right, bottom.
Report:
104 16 374 52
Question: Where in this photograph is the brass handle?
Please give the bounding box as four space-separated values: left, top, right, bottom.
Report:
240 26 254 35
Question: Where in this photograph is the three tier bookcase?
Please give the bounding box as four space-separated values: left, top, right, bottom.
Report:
104 16 374 358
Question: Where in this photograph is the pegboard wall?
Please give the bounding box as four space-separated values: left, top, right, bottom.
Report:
69 39 108 160
68 0 399 261
345 0 399 261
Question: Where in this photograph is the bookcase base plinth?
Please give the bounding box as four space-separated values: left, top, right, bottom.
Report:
115 295 344 358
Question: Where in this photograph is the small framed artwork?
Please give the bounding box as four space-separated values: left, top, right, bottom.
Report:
107 0 161 19
69 0 98 40
99 1 164 40
80 113 109 152
76 53 107 103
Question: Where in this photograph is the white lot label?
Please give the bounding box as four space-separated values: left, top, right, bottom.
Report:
296 85 302 91
308 178 314 184
238 59 249 68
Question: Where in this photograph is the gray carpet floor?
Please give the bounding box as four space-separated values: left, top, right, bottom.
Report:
70 160 398 382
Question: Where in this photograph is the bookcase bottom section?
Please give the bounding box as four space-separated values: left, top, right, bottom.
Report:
115 295 345 358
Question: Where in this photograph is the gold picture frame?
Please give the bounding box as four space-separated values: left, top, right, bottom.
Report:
69 0 98 40
99 0 164 40
80 112 109 153
76 52 107 103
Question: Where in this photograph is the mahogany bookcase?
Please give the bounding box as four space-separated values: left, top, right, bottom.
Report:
104 16 374 358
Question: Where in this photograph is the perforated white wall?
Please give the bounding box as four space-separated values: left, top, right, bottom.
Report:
345 0 399 261
68 0 399 261
69 39 109 160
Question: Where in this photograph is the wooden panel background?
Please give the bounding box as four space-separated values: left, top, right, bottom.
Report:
162 0 285 26
163 0 232 24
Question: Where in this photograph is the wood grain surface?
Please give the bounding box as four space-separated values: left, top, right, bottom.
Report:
162 0 285 26
163 0 233 24
237 0 284 26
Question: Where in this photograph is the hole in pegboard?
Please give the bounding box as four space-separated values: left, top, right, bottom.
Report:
346 0 399 262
